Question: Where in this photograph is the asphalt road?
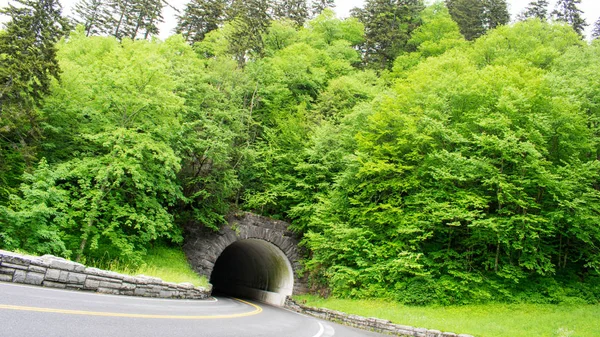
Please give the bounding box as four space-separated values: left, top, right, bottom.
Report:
0 283 388 337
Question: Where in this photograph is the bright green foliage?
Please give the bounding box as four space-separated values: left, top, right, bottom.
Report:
302 20 600 304
2 30 244 265
240 13 368 217
392 2 466 76
0 159 70 257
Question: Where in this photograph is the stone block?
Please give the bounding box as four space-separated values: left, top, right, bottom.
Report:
1 254 31 267
0 274 13 282
65 284 84 290
28 265 47 274
414 328 428 337
67 272 86 285
178 282 194 290
0 266 15 276
84 279 100 290
13 269 26 283
1 262 29 271
159 290 174 298
43 281 67 289
24 272 45 285
45 268 61 281
43 256 85 272
97 287 119 295
56 270 69 282
120 282 135 291
427 330 443 337
442 333 457 337
134 287 147 296
84 267 123 280
99 280 121 289
122 275 137 283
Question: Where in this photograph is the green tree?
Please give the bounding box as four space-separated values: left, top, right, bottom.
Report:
593 17 600 40
352 0 425 69
274 0 309 26
72 0 112 36
446 0 509 41
302 20 598 304
226 0 274 66
517 0 550 21
0 0 69 204
311 0 334 17
176 0 226 44
552 0 587 38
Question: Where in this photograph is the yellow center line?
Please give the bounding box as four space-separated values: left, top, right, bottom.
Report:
0 298 262 320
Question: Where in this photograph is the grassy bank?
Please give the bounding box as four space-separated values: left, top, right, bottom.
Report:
295 295 600 337
90 247 209 288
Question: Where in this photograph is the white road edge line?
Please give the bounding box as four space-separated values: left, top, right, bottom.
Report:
312 322 325 337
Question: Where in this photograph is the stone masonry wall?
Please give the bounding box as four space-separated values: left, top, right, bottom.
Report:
285 298 476 337
0 250 210 300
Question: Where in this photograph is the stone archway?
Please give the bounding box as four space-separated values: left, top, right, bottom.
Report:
184 213 307 306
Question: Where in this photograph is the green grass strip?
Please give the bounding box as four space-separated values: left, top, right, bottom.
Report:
295 295 600 337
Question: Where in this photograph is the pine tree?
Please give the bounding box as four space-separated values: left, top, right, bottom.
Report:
176 0 226 44
311 0 334 17
0 0 70 202
109 0 136 39
517 0 550 21
485 0 510 30
226 0 273 67
552 0 587 38
446 0 509 41
593 17 600 40
72 0 112 36
446 0 486 40
274 0 309 26
129 0 166 39
352 0 425 69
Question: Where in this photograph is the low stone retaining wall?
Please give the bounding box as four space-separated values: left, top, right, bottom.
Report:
285 298 475 337
0 250 210 300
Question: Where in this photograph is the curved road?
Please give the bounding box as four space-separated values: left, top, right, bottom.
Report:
0 283 387 337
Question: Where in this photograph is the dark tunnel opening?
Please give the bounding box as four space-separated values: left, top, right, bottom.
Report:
210 239 294 306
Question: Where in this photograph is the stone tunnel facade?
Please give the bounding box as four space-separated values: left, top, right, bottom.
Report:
183 212 307 305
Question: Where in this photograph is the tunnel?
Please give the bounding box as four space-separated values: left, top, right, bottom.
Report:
209 238 294 306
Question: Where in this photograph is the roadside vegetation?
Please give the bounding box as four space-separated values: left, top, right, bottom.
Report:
297 295 600 337
89 247 209 288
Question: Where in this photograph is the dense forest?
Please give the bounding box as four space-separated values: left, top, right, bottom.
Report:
1 0 600 305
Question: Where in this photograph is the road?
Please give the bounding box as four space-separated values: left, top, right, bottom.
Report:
0 283 387 337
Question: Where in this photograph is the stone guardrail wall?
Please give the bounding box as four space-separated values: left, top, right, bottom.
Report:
285 298 475 337
0 250 210 300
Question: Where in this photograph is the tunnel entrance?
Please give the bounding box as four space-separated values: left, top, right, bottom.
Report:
210 238 294 306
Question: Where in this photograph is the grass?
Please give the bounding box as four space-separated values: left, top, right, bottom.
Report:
295 295 600 337
89 246 210 288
